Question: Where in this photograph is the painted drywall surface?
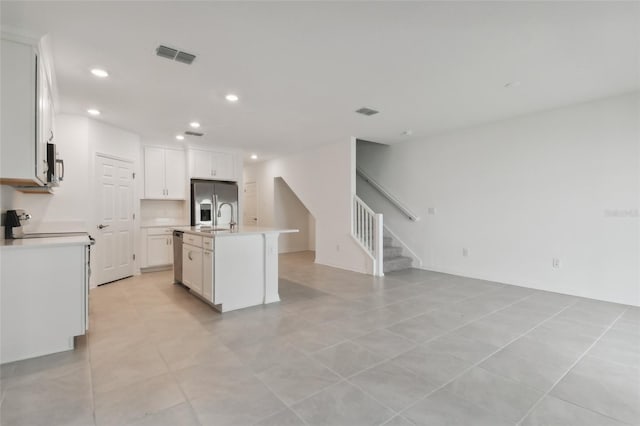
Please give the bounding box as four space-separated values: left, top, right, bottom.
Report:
244 139 372 273
357 92 640 306
274 177 312 253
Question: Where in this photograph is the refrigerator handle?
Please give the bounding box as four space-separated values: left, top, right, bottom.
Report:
213 193 218 227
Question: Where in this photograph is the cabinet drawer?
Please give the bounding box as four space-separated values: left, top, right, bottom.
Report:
184 234 203 248
203 238 214 251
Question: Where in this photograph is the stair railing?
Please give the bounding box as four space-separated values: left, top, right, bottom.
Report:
353 195 384 276
356 167 419 222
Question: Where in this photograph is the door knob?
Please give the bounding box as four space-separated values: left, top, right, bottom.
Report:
97 224 110 229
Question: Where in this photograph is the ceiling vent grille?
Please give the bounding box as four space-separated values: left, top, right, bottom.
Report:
156 45 196 65
185 131 204 136
175 51 196 65
355 107 379 116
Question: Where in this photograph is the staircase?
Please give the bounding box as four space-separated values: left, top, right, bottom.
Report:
383 235 412 273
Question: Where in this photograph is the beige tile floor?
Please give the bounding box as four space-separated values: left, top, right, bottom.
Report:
1 251 638 425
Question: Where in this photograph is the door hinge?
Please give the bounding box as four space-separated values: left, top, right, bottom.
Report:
132 213 135 219
132 172 136 179
132 254 136 260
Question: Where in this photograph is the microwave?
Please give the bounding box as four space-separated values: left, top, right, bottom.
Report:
46 143 64 186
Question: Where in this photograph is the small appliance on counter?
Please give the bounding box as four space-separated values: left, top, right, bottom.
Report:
4 209 31 239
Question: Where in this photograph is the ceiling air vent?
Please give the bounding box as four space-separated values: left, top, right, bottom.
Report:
185 131 204 137
355 107 379 116
175 51 196 65
156 45 196 65
156 45 178 60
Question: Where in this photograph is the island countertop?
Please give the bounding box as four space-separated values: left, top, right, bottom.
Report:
173 225 298 238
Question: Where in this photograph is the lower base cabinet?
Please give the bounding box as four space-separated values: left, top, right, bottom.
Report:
0 242 89 363
182 243 202 294
143 228 174 268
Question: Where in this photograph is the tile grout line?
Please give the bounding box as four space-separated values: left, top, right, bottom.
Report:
514 307 631 426
307 280 534 357
279 287 566 425
331 289 545 387
393 298 582 421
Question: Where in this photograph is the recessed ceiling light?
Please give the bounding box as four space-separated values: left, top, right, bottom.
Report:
87 109 100 116
250 154 258 160
225 94 239 102
401 130 413 136
504 81 521 88
176 135 185 140
189 122 200 128
90 68 109 78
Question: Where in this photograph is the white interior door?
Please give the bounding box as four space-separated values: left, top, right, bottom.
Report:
243 181 258 225
94 155 134 285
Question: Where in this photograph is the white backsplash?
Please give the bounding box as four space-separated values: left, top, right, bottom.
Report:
140 199 188 226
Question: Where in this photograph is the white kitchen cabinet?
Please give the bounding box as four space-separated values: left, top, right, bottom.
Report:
182 244 203 294
203 246 215 303
1 239 90 363
144 147 186 199
0 35 52 187
147 234 173 267
189 149 236 181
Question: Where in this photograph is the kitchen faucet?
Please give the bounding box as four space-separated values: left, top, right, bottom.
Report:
217 202 236 230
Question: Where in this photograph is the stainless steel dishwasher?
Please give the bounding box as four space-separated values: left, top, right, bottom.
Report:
173 230 184 283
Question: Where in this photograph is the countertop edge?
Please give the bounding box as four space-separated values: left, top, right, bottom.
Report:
174 226 299 237
0 236 92 249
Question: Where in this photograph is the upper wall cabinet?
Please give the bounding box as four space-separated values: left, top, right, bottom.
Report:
144 147 186 199
189 149 236 181
0 35 54 188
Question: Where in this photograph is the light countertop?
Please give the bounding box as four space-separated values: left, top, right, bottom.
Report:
174 226 298 238
141 219 189 228
0 235 92 249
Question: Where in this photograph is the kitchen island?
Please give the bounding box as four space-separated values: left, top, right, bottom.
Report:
174 226 297 312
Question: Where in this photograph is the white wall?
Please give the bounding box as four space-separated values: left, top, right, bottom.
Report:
0 115 143 285
357 92 640 306
274 177 313 253
244 139 372 273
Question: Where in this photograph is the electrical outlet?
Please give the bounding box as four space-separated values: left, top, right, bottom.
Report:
462 248 469 257
552 258 561 269
428 207 436 215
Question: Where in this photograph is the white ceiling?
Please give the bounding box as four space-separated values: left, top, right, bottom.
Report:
2 1 639 158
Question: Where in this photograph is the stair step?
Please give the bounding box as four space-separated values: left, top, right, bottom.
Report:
383 236 393 246
383 256 412 273
384 246 403 257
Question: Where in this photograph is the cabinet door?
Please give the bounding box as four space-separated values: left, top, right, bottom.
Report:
202 249 214 303
164 149 186 199
191 149 212 178
211 152 234 180
147 235 171 266
144 147 166 199
182 244 203 294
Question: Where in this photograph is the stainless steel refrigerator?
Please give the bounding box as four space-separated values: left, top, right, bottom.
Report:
190 179 239 228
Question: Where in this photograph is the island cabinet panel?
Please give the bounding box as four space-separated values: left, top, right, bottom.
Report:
214 234 264 311
182 244 202 294
202 248 214 303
